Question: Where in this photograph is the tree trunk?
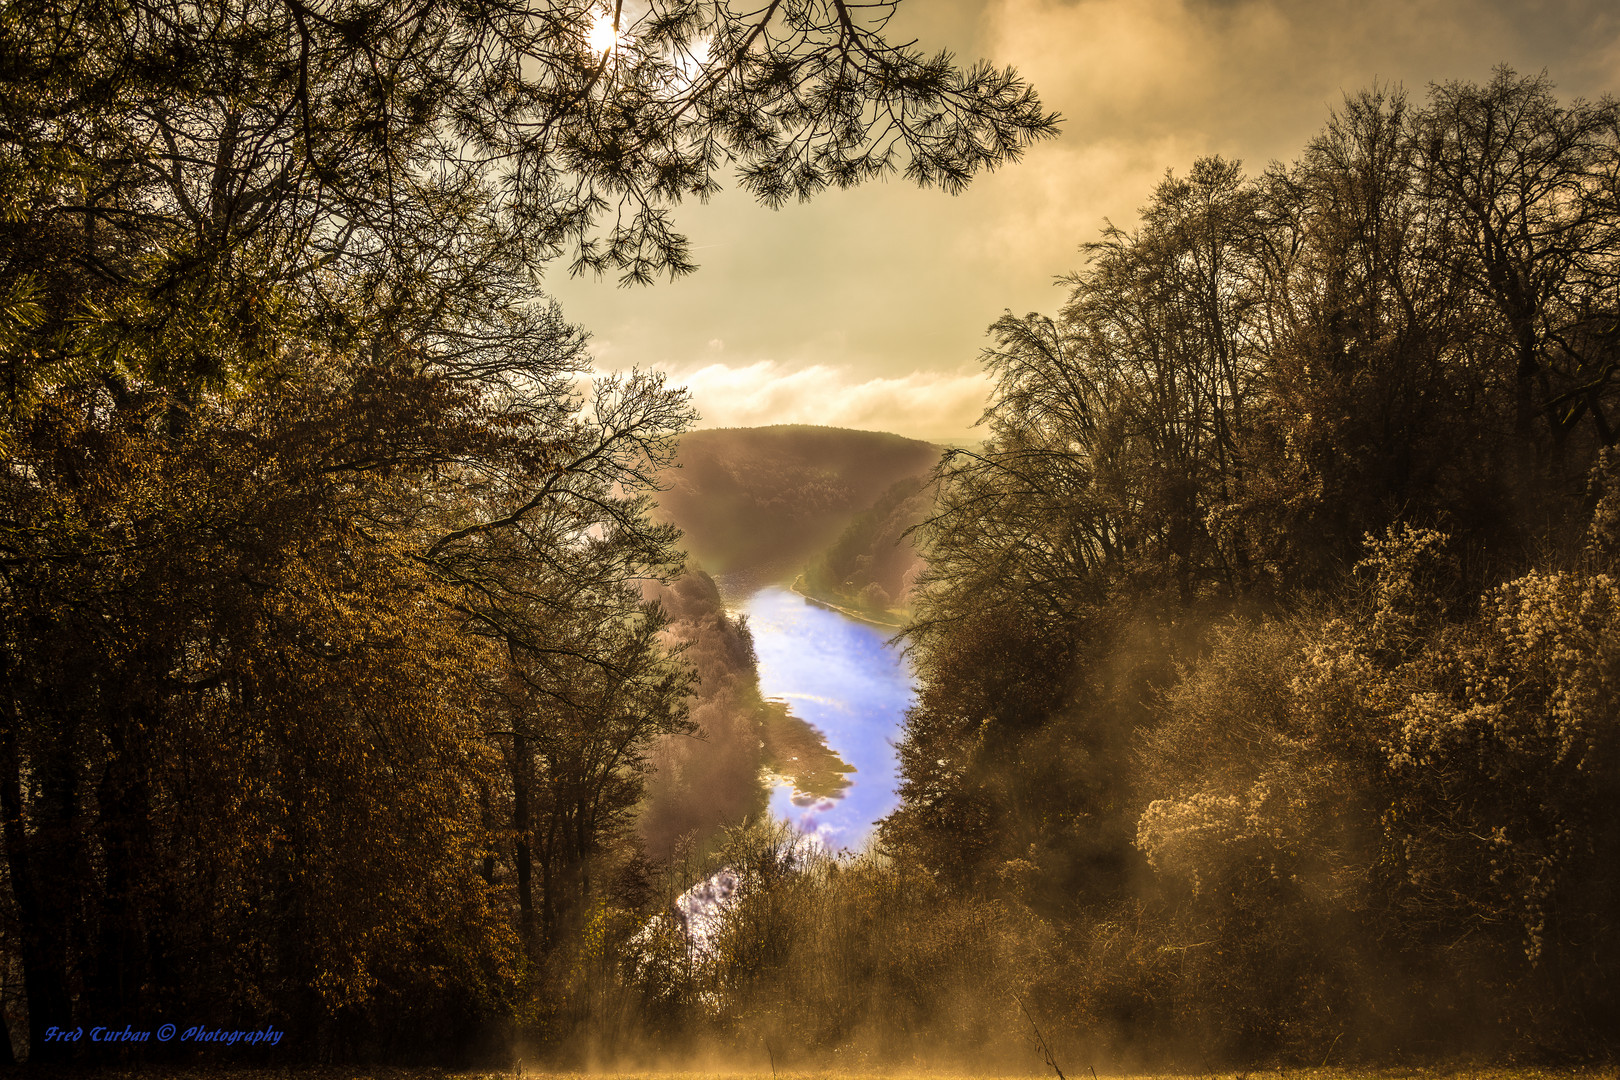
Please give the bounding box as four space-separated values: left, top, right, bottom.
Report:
0 696 79 1064
91 703 156 1022
512 731 536 957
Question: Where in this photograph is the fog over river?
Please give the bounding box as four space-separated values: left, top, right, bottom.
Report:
724 584 917 850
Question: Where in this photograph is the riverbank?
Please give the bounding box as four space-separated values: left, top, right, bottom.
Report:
789 575 908 630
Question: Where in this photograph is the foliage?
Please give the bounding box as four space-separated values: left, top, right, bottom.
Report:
615 819 1041 1068
888 70 1620 1063
637 569 775 863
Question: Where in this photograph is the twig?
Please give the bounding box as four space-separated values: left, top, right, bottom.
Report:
1013 989 1068 1080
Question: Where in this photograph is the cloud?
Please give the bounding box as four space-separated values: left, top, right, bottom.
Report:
663 361 995 443
984 0 1620 154
957 0 1620 318
552 0 1620 406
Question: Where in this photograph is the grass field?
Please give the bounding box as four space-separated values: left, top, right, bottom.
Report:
11 1068 1616 1080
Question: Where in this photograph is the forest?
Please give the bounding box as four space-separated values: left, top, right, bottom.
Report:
1 0 1618 1069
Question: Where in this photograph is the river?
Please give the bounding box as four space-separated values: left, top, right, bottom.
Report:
725 584 917 851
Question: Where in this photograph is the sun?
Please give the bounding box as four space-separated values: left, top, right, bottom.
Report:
586 9 618 55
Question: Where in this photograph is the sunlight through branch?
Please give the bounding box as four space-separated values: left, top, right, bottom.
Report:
586 7 619 55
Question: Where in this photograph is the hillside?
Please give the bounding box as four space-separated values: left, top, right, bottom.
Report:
653 424 941 585
795 474 933 625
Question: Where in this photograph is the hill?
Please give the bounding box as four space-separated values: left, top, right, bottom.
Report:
653 424 940 587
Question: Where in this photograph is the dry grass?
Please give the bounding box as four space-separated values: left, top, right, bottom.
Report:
10 1068 1615 1080
447 1070 1620 1080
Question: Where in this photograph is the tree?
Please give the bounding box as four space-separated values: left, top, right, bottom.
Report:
1251 86 1503 585
892 158 1267 902
0 352 528 1057
1418 68 1620 456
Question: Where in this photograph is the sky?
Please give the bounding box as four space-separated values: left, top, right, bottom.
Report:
548 0 1620 444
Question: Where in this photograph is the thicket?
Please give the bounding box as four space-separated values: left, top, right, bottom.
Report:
881 71 1620 1063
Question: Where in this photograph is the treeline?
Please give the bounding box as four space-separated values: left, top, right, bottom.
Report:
880 70 1620 1061
797 475 931 623
0 0 1057 1065
0 206 700 1059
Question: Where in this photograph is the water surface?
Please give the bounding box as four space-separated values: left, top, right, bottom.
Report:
731 585 915 850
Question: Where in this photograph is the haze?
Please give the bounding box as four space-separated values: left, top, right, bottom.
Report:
549 0 1620 444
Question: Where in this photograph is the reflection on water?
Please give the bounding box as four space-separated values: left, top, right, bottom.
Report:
760 698 854 805
733 585 915 850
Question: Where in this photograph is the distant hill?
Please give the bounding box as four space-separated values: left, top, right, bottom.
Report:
654 425 941 586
